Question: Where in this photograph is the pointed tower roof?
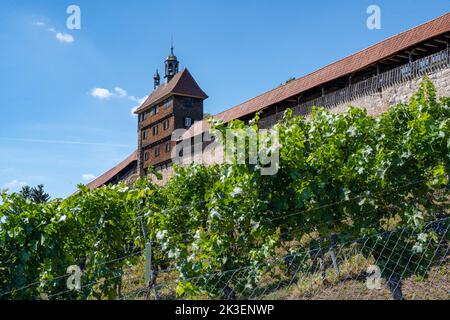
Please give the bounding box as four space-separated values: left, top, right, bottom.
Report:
134 68 208 114
166 44 178 61
153 69 160 80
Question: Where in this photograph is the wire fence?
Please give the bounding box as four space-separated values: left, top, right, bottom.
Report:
118 217 449 301
1 217 448 301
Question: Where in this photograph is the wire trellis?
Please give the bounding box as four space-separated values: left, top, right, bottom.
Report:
119 217 449 301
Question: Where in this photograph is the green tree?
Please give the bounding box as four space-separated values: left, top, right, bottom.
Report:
30 185 51 204
18 184 50 204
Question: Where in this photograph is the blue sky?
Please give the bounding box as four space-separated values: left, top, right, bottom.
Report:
0 0 449 198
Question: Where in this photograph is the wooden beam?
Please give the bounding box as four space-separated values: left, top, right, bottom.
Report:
407 50 420 55
424 43 438 48
386 57 402 63
434 39 448 45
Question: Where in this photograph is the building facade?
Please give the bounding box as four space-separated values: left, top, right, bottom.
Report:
133 48 208 181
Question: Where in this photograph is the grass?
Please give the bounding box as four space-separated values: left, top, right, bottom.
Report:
263 256 449 300
118 251 449 300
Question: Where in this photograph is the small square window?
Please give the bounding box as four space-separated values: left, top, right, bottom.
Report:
163 98 172 109
163 119 170 130
185 117 192 127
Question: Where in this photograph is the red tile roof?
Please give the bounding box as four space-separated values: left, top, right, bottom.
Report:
86 150 138 190
183 12 450 139
134 68 208 114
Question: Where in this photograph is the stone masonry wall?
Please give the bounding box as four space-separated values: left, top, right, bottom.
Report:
327 69 450 116
151 68 450 184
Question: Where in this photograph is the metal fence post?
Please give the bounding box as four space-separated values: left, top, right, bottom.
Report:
144 241 158 300
329 233 340 278
141 216 159 300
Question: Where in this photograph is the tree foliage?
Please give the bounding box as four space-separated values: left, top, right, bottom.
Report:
19 185 51 204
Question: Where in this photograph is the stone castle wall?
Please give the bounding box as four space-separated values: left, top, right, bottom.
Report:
327 68 450 116
151 68 450 184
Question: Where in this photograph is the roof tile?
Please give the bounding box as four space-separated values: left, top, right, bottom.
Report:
86 150 138 190
135 69 208 114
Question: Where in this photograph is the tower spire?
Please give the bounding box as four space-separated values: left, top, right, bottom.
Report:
153 68 160 89
165 38 179 83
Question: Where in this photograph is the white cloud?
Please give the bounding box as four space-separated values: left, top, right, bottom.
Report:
32 20 74 44
33 21 46 27
130 106 139 115
90 88 114 100
82 174 97 181
129 95 148 104
56 32 74 43
114 87 128 97
4 180 28 190
90 86 147 116
130 96 148 116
